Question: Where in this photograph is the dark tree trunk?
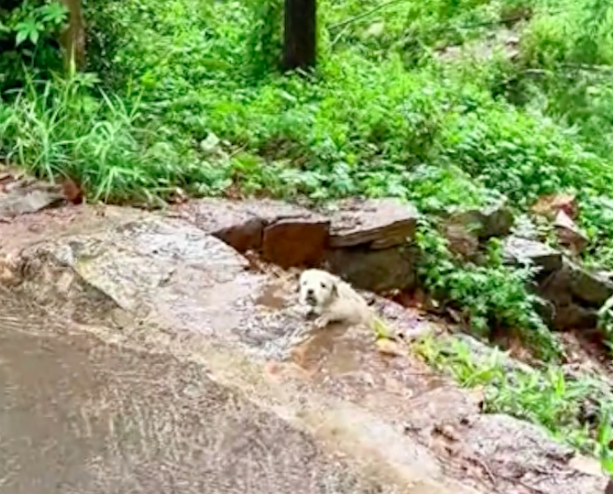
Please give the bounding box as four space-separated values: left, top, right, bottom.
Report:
59 0 86 71
283 0 316 71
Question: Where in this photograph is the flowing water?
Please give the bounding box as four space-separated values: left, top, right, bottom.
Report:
0 288 396 494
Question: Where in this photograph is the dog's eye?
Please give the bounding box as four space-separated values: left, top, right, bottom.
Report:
320 282 326 289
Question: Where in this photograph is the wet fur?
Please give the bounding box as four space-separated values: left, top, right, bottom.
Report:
298 269 372 329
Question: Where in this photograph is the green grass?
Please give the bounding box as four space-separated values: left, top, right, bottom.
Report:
414 333 613 473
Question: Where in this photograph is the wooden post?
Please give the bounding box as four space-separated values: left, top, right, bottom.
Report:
283 0 316 70
59 0 86 72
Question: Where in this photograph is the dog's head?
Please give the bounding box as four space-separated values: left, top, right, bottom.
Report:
298 269 338 309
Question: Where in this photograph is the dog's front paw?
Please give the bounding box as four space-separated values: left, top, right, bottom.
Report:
313 315 330 330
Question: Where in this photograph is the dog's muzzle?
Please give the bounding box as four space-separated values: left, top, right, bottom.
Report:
304 288 318 306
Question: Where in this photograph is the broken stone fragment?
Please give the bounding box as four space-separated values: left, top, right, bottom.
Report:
446 201 514 239
566 261 613 306
541 259 613 307
442 201 514 258
503 236 563 273
172 198 265 252
551 303 598 331
0 186 64 219
536 259 613 330
326 198 419 249
262 217 329 268
532 193 577 219
442 220 480 259
554 209 589 254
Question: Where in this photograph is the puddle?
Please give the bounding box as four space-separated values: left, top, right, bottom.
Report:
244 276 447 411
254 281 289 310
289 321 445 403
246 279 447 420
0 289 402 494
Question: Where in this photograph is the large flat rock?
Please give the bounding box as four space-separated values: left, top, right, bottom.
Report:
326 198 419 249
7 213 609 494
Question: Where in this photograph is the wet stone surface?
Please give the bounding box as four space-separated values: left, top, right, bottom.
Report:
0 170 65 220
4 213 611 494
0 288 399 494
503 236 563 273
324 198 418 250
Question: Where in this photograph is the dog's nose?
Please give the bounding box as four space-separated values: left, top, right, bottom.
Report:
306 288 314 296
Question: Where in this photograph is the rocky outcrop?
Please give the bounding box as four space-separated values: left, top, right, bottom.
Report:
447 201 514 240
261 217 329 268
554 209 589 254
503 235 613 331
176 197 420 292
325 245 418 292
4 212 608 494
537 259 613 331
173 198 330 268
323 198 419 291
176 197 613 334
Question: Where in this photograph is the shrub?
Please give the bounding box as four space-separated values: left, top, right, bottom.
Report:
0 0 68 90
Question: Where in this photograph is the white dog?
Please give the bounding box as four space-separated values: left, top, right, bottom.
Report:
298 269 373 329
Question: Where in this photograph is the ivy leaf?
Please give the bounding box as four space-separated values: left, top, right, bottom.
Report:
15 19 44 46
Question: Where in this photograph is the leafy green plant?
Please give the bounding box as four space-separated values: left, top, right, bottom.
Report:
1 0 613 366
245 0 284 77
0 0 68 90
414 334 613 471
415 221 562 360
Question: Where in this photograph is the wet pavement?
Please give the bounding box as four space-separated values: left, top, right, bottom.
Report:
0 288 397 494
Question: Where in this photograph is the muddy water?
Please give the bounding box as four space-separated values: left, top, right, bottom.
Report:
0 289 395 494
253 279 445 403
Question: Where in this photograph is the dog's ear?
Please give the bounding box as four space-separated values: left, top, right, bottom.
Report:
331 279 339 298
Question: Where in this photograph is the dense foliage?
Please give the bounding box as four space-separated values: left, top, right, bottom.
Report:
0 0 67 89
